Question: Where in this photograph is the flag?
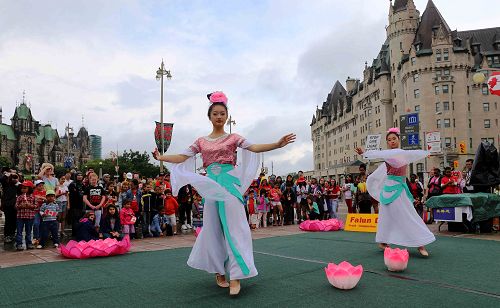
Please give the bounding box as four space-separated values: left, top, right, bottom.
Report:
154 122 174 153
488 72 500 96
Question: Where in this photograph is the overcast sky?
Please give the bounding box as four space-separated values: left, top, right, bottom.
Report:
1 0 498 175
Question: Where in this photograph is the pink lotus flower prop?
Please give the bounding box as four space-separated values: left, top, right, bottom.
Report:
194 227 202 237
384 247 409 272
59 235 131 259
325 261 363 290
299 219 343 232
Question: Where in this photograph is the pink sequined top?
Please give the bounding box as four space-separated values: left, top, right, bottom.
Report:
183 133 252 167
385 162 407 176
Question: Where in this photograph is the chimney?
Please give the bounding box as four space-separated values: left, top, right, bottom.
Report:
346 77 357 93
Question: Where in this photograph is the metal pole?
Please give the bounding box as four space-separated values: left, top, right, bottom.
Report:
160 61 165 173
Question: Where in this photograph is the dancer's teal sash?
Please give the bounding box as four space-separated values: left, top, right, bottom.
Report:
206 163 250 276
380 175 414 205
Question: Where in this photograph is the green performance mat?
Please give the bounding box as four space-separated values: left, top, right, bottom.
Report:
1 232 500 307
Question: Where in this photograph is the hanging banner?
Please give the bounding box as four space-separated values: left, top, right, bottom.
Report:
154 122 174 153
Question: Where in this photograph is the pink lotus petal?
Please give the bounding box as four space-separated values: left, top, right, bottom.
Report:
325 261 363 290
59 236 131 259
194 227 202 237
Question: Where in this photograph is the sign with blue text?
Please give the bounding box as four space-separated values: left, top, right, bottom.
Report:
400 113 420 150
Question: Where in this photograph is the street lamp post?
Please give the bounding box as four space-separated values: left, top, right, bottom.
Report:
156 60 172 173
99 161 103 180
226 115 236 134
436 111 448 167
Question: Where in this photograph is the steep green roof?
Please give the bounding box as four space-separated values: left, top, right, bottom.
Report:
13 103 32 120
0 124 16 140
36 125 57 144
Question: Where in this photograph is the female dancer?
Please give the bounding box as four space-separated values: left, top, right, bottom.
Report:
355 128 435 256
153 91 295 296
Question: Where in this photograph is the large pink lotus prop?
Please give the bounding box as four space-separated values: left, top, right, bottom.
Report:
325 261 363 290
59 235 131 259
299 219 343 232
384 247 409 272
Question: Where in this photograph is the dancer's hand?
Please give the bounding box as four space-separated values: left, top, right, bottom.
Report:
277 133 296 148
152 148 160 160
354 147 364 155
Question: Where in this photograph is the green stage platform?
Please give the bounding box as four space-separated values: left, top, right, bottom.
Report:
1 232 499 307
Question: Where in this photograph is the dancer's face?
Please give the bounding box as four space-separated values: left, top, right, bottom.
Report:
209 104 228 129
386 133 400 149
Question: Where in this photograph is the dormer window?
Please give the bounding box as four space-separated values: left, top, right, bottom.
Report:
436 49 442 61
454 37 462 47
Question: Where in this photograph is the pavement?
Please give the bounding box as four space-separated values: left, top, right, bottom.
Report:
1 203 499 268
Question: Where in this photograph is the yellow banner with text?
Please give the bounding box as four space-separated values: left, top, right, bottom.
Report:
344 214 378 233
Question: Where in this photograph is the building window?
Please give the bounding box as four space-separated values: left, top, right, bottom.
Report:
436 49 442 61
442 85 449 94
443 69 450 76
469 119 471 128
436 102 440 112
445 137 451 148
468 102 471 111
414 89 420 98
416 163 424 173
443 49 449 61
484 119 491 128
436 119 441 129
483 102 490 111
411 57 416 65
413 73 419 82
482 85 489 95
453 118 456 127
452 101 455 110
415 105 420 112
435 86 440 95
470 138 473 149
443 102 449 110
436 70 442 77
444 119 450 128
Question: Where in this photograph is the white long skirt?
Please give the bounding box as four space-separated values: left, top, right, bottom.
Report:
376 178 436 247
187 195 258 280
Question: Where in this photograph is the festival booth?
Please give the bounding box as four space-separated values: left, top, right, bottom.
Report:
426 141 500 232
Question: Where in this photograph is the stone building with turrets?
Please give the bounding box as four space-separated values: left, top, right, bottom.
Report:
311 0 500 181
0 98 91 171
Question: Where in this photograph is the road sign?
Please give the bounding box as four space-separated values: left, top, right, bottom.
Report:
365 134 381 151
425 131 440 143
427 142 441 154
400 113 420 150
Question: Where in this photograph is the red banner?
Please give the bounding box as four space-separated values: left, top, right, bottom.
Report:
154 122 174 152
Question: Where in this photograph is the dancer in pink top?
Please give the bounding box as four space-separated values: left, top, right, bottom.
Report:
153 91 295 296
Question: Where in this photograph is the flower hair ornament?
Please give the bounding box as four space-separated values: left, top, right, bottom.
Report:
387 127 400 135
207 91 228 105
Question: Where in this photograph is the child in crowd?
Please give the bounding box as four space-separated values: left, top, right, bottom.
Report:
56 176 69 238
257 189 269 228
141 183 159 237
270 183 283 226
32 180 46 246
246 190 258 230
163 189 179 235
306 195 320 220
120 199 136 238
191 194 204 229
151 208 172 237
38 190 61 249
116 181 130 211
76 212 99 241
99 204 122 239
15 181 36 250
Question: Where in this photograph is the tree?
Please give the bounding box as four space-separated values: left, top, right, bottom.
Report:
81 150 164 179
0 156 11 169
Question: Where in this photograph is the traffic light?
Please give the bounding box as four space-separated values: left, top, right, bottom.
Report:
459 141 466 154
453 160 459 169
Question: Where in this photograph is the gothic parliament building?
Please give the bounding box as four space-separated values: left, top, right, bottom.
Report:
0 97 91 171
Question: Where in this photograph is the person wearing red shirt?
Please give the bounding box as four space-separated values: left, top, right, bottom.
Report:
441 167 460 195
164 189 179 234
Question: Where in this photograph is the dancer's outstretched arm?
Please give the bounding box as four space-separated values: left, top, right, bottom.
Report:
247 133 296 153
152 148 189 163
